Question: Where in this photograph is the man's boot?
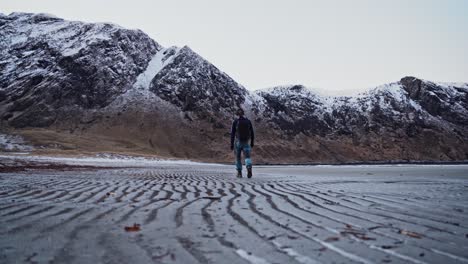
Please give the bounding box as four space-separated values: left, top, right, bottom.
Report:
237 170 242 178
247 166 253 178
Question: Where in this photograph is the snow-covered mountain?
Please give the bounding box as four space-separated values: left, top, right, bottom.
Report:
253 79 468 137
150 46 248 123
254 78 468 162
1 12 467 163
0 12 160 127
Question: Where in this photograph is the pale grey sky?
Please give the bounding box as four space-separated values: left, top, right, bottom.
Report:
2 0 468 95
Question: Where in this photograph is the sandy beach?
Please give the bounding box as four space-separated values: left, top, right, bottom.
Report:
0 156 467 263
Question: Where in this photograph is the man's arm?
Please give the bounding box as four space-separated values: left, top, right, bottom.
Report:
249 120 255 147
230 120 237 149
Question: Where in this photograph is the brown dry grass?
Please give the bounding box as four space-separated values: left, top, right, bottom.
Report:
5 108 468 165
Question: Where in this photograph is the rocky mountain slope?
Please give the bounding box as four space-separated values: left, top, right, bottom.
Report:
0 12 160 127
251 79 468 162
1 12 467 163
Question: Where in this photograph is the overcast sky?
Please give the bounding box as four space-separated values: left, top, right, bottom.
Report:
2 0 468 95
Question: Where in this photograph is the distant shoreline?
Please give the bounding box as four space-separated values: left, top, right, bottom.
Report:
248 160 468 166
1 153 467 168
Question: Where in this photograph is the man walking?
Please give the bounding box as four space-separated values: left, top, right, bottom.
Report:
230 108 255 178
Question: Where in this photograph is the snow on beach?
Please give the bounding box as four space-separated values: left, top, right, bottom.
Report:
0 153 220 168
0 133 34 152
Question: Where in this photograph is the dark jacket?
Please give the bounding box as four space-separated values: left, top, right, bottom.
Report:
231 116 254 146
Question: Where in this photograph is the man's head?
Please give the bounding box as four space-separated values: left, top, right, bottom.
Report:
236 108 244 117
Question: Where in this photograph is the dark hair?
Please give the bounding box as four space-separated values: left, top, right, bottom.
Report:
236 108 244 116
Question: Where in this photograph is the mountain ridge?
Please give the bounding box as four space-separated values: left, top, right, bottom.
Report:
1 12 467 163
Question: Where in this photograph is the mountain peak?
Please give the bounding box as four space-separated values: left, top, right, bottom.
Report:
6 12 63 22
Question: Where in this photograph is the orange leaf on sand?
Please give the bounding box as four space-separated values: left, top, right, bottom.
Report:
125 223 141 232
399 230 422 239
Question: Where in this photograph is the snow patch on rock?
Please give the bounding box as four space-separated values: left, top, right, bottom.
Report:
133 46 181 92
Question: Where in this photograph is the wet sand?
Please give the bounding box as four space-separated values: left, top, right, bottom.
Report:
0 159 467 263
